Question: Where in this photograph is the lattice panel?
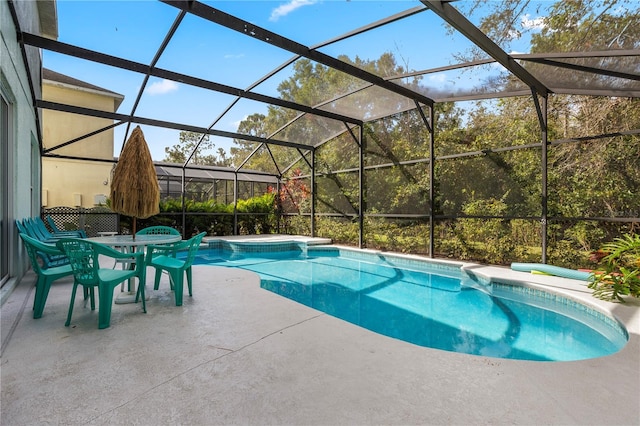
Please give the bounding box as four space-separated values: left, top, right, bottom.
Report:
43 207 119 237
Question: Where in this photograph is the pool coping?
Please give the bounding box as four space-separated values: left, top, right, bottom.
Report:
205 234 332 246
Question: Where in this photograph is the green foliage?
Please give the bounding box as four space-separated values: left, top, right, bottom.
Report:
182 199 233 236
280 215 311 236
546 240 587 269
453 196 514 263
588 234 640 302
236 193 276 234
123 194 276 237
563 221 606 252
364 219 430 255
315 216 359 246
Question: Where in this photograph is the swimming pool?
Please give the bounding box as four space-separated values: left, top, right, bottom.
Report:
193 241 628 361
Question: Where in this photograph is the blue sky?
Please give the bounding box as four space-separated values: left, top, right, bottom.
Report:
45 1 546 162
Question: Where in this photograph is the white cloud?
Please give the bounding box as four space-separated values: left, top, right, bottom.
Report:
231 116 249 130
521 14 545 31
146 79 178 95
428 74 448 84
269 0 316 22
224 53 246 60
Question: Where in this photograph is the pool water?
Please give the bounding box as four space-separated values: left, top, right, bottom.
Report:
191 245 627 361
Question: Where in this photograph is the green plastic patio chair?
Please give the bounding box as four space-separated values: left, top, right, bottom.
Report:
19 233 74 319
25 218 59 241
129 225 181 271
135 225 181 260
17 219 57 243
24 217 80 242
41 216 86 238
136 225 181 236
145 232 206 306
56 238 147 329
17 223 69 268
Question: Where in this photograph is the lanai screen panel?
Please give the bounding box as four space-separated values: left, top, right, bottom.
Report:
315 3 486 76
365 109 431 167
316 132 360 172
436 149 542 217
460 1 639 96
154 11 293 89
282 152 312 180
284 150 312 174
239 145 282 177
318 85 417 122
548 135 640 218
392 63 530 102
231 141 264 171
134 82 241 129
209 1 422 48
244 57 364 109
516 60 640 95
463 0 639 55
225 97 277 136
280 176 312 215
264 144 304 177
544 56 640 78
270 113 352 148
52 1 175 64
316 172 359 216
547 94 640 140
315 3 530 103
366 164 430 215
244 54 418 132
45 1 187 161
42 111 124 159
41 53 148 157
433 98 544 158
314 6 440 75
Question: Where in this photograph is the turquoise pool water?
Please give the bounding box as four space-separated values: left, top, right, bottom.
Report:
192 243 627 361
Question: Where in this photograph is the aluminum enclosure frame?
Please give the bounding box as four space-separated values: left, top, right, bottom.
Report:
11 0 639 259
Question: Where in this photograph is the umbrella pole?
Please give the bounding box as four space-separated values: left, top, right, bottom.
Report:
132 217 137 241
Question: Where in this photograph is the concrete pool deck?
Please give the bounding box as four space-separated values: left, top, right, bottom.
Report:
2 236 639 425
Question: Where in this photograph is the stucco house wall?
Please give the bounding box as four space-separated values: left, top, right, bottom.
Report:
1 0 58 302
42 70 123 208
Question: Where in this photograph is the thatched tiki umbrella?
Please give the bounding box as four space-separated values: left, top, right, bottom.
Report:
110 126 160 239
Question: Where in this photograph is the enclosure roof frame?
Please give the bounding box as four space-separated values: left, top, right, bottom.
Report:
15 0 638 179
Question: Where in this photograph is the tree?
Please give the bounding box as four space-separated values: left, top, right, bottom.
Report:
454 0 639 57
229 113 276 172
164 131 230 166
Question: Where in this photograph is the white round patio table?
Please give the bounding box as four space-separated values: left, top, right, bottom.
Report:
87 234 182 304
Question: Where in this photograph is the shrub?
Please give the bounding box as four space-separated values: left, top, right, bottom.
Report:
588 233 640 302
236 193 276 234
